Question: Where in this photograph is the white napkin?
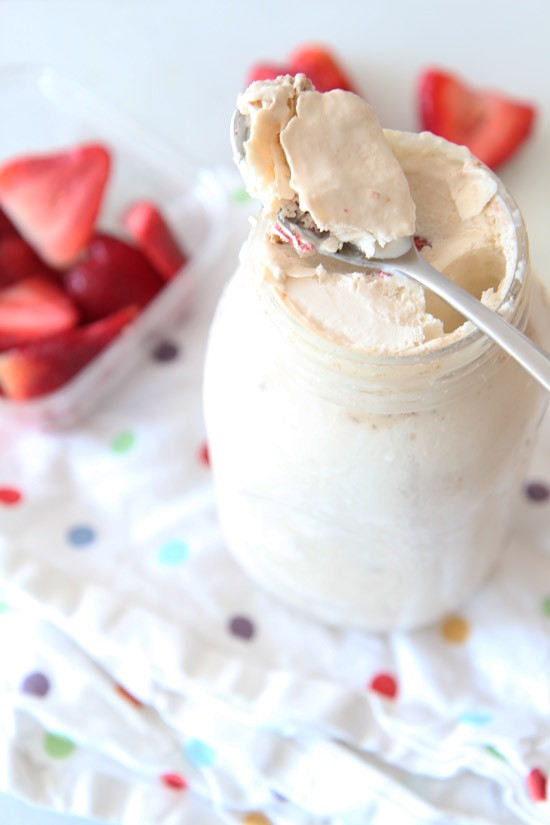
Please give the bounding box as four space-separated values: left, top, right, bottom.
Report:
0 170 548 825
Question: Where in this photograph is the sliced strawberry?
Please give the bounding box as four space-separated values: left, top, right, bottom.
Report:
0 207 17 239
246 46 357 93
123 201 187 281
247 62 291 86
64 233 164 322
418 68 536 169
0 276 79 351
0 143 111 267
290 45 357 93
0 305 138 399
0 235 59 289
413 236 432 252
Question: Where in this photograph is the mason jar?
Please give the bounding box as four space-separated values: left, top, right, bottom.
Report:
203 161 548 633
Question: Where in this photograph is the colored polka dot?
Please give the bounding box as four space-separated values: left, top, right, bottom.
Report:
152 340 180 362
185 738 215 768
441 615 471 644
228 615 256 640
459 710 493 726
231 186 253 205
369 672 398 699
242 815 272 825
199 441 210 467
20 672 50 697
527 768 547 802
525 481 549 502
157 539 190 566
111 430 137 453
0 602 10 614
161 772 188 791
485 744 507 762
66 525 96 547
115 684 143 708
0 487 22 505
542 596 550 617
43 733 76 759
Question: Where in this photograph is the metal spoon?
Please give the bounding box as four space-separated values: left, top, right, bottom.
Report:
276 214 550 392
231 109 550 392
231 109 250 166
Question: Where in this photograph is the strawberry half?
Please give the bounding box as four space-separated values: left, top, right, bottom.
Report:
0 305 138 399
0 235 59 289
0 276 79 351
64 233 164 322
246 45 357 94
418 68 536 169
247 62 290 86
0 207 17 239
123 201 187 281
290 45 357 93
0 143 111 267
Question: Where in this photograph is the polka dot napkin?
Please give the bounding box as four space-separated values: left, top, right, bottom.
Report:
0 171 548 825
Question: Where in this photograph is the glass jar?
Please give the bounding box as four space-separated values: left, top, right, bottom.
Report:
203 174 548 633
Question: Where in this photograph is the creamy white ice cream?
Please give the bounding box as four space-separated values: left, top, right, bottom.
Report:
237 74 416 257
237 77 516 355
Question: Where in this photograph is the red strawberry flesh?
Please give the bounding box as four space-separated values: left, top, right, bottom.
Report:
0 207 17 239
64 233 164 322
0 276 79 350
246 46 357 94
0 305 138 400
247 62 291 86
0 235 59 289
418 69 536 169
0 143 111 267
123 201 187 281
290 45 357 93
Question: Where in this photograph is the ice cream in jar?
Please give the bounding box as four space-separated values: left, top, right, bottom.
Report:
203 75 547 632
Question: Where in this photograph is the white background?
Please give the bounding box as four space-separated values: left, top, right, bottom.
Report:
0 0 548 822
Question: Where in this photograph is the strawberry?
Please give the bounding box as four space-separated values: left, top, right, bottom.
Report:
0 143 111 267
123 201 187 281
0 305 138 399
247 62 291 86
290 45 357 93
418 68 537 169
64 233 164 322
0 275 78 350
0 207 17 239
527 768 548 803
0 276 79 350
0 235 58 289
246 46 357 94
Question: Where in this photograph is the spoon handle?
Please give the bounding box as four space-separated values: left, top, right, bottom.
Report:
398 250 550 392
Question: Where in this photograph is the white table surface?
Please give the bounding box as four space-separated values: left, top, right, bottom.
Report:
0 1 548 822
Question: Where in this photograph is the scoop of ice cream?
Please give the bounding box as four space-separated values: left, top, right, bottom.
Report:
236 74 313 205
237 79 515 355
237 75 416 256
252 225 444 354
282 269 444 352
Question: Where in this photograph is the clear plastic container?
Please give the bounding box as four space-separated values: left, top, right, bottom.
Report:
0 65 228 429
